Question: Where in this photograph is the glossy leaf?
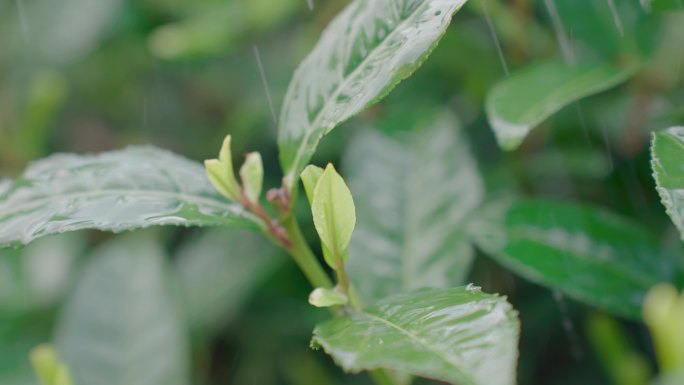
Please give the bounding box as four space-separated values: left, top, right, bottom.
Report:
0 146 259 247
175 228 283 330
344 110 483 304
486 60 638 150
278 0 468 189
56 237 189 385
651 127 684 240
469 198 677 319
312 286 519 385
311 164 356 269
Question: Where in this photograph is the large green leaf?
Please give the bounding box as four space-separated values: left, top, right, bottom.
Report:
651 127 684 240
485 60 638 150
175 228 283 331
56 236 189 385
277 0 468 189
0 146 259 248
312 287 519 385
469 198 677 319
344 110 483 304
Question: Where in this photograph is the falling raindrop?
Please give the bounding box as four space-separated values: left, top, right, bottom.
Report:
306 0 314 11
543 0 576 65
481 0 509 76
253 45 278 125
605 0 624 37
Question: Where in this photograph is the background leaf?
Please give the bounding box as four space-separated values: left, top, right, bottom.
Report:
344 110 483 304
312 286 519 385
277 0 468 188
175 228 283 331
646 0 684 11
651 127 684 240
469 198 678 319
0 146 259 247
0 234 83 312
485 60 638 150
55 236 190 385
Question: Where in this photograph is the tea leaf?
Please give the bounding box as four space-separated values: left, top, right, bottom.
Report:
239 152 264 204
651 127 684 240
278 0 468 189
0 146 260 247
344 110 482 304
312 286 519 385
309 288 348 308
311 164 356 269
56 237 190 385
469 198 678 319
486 60 638 150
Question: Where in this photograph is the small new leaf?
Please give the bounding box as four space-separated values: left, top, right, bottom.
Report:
240 152 264 204
30 345 74 385
311 164 356 269
301 165 324 204
309 287 348 308
205 135 241 201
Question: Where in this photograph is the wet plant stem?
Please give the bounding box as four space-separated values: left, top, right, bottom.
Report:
281 215 333 289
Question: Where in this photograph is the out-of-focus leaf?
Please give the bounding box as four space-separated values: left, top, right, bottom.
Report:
30 345 73 385
278 0 469 190
175 229 283 331
0 234 83 312
469 198 677 319
344 110 483 304
651 127 684 240
555 0 653 59
642 0 684 12
586 313 650 385
3 0 123 65
0 146 260 248
148 0 299 60
56 236 189 385
644 284 684 376
485 60 638 150
312 286 519 385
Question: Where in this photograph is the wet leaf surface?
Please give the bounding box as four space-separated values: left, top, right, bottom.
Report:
0 146 259 247
313 286 519 385
278 0 468 188
651 127 684 240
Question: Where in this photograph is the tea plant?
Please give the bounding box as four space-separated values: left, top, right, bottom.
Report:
1 0 684 384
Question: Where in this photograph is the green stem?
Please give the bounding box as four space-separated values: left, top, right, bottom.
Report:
282 216 333 289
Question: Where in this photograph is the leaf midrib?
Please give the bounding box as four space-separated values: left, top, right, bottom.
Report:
285 0 433 181
359 310 477 385
0 188 243 220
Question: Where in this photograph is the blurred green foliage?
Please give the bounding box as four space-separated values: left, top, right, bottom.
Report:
1 0 684 384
